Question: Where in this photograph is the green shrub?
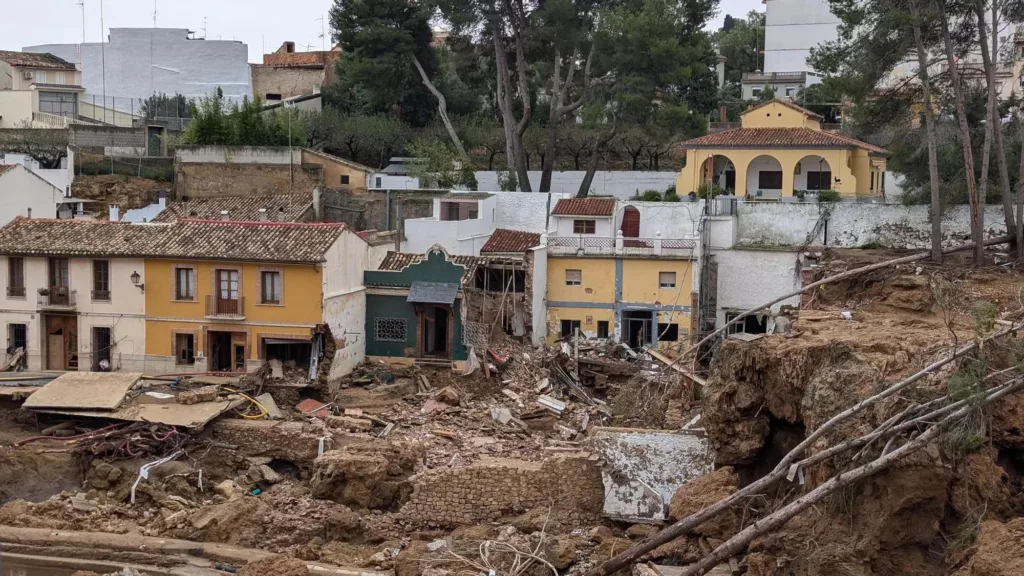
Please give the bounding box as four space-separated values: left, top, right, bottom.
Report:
638 190 664 201
817 189 841 202
696 182 726 199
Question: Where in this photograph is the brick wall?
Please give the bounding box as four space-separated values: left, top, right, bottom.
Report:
321 189 441 231
175 163 322 199
71 125 146 150
400 453 605 528
251 66 326 101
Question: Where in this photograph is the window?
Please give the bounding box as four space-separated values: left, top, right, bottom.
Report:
881 172 886 192
658 323 679 342
38 91 77 117
55 71 67 85
7 324 26 368
573 220 596 234
785 86 797 97
374 317 408 342
35 71 48 83
725 312 768 335
870 171 876 191
375 177 382 188
659 271 677 289
92 260 110 301
261 270 282 304
597 320 609 339
265 93 282 101
806 171 832 191
565 269 582 286
751 88 762 97
341 175 350 185
7 257 24 298
560 319 582 338
92 327 112 370
174 267 195 301
175 333 195 365
758 171 783 190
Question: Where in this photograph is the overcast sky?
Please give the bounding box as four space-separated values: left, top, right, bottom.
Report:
0 0 764 64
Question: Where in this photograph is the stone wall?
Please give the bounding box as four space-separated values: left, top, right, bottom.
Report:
321 189 443 232
474 170 677 199
400 453 604 528
175 163 322 199
251 66 326 101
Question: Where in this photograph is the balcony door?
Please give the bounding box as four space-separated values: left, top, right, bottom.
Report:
48 258 70 306
216 269 239 314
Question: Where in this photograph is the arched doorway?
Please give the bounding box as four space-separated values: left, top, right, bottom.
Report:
794 155 832 193
696 154 736 193
620 206 641 238
746 155 784 198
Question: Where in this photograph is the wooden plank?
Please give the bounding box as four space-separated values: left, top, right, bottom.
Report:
23 372 142 410
648 349 707 388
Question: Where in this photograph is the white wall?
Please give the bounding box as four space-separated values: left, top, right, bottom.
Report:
737 201 1010 249
0 91 34 128
475 171 678 199
26 28 251 109
614 201 702 239
370 174 421 190
793 155 832 191
322 229 369 380
530 246 548 347
0 255 147 372
406 215 493 255
0 165 60 224
176 146 301 165
763 0 840 73
1 152 72 193
553 215 615 238
746 156 784 195
712 248 802 326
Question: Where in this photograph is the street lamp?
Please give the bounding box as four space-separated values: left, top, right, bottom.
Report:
130 270 145 293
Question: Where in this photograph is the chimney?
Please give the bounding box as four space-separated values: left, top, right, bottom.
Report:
313 187 322 221
158 191 167 209
26 207 31 219
220 210 230 221
109 206 120 222
258 208 268 221
716 54 727 90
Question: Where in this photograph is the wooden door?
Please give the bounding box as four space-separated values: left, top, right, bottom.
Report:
620 206 640 238
216 270 239 314
47 334 64 370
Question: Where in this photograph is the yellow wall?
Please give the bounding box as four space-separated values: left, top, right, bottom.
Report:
145 321 313 361
546 307 614 340
144 259 324 358
546 257 616 304
302 150 370 193
621 259 693 304
740 101 820 130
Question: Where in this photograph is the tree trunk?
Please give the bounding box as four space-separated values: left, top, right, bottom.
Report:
412 55 469 162
1018 113 1024 257
541 45 594 192
912 2 942 262
940 0 984 264
976 0 1017 240
577 122 617 198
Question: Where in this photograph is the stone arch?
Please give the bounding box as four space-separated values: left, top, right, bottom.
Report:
794 154 833 193
746 154 784 198
620 206 641 238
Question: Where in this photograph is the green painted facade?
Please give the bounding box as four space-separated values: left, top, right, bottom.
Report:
364 249 469 360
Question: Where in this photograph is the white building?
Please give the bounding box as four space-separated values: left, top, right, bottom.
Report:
0 165 62 223
0 51 85 128
0 149 74 193
25 29 251 116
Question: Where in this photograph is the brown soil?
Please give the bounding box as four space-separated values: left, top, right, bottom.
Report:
953 517 1024 576
70 174 168 215
236 556 309 576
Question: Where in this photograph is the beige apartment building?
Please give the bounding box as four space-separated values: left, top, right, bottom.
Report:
0 51 84 129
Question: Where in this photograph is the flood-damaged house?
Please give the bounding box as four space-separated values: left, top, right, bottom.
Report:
545 198 698 349
364 233 547 362
0 217 369 377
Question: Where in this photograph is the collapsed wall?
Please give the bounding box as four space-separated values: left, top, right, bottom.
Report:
399 452 604 528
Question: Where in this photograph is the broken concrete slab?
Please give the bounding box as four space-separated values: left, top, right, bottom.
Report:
36 396 247 429
589 427 715 522
254 393 283 420
23 372 142 410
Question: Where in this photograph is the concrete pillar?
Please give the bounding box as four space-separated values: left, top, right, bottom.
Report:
781 157 796 198
654 232 663 256
615 230 624 254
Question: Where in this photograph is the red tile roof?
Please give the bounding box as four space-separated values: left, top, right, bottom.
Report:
0 51 77 70
377 251 484 285
742 99 823 120
481 228 541 254
151 193 314 223
680 127 888 155
551 198 616 217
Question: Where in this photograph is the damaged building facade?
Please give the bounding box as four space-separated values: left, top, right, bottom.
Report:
545 198 699 348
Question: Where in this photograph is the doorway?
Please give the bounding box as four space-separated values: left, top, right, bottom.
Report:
208 331 245 371
622 310 653 349
264 339 313 369
419 305 451 358
147 125 165 157
44 314 78 370
92 326 112 370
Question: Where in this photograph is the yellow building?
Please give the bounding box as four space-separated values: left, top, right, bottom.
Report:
545 198 696 350
677 100 889 199
143 219 368 375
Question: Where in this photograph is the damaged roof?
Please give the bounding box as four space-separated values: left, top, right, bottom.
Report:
377 251 484 285
481 228 541 254
0 218 352 263
551 198 616 217
152 193 315 223
0 50 77 70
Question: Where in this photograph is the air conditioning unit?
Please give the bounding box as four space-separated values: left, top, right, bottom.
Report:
22 71 32 80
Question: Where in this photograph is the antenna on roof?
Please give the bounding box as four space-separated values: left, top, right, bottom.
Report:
153 0 157 27
77 0 86 46
202 17 208 40
317 15 326 52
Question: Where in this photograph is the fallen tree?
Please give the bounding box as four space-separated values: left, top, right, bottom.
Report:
587 235 1019 576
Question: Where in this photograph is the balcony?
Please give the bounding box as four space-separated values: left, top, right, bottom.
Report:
205 295 246 320
547 233 696 257
38 288 77 310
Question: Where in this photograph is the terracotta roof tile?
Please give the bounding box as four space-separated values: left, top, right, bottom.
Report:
303 148 375 174
481 228 541 254
152 193 314 223
0 51 77 70
0 218 350 263
551 198 616 217
742 99 823 120
680 128 888 155
377 251 484 285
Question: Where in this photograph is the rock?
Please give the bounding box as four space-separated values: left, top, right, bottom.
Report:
194 385 219 402
368 550 389 565
324 509 363 542
626 524 658 539
434 386 461 406
954 518 1024 576
310 443 420 510
70 493 98 512
426 539 447 552
669 467 741 539
0 500 30 523
491 406 513 424
177 391 198 405
544 535 578 569
214 480 241 500
324 415 374 432
421 399 449 414
394 540 430 576
257 464 283 485
188 498 264 544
